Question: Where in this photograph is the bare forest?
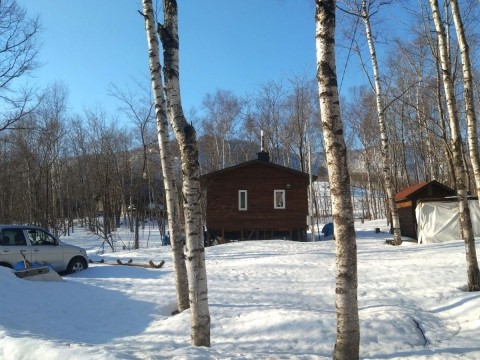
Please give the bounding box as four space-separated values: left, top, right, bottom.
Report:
2 0 480 239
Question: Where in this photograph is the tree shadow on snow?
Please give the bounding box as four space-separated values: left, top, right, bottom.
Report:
3 269 160 344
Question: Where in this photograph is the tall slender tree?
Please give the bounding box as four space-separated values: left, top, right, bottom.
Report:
0 0 40 132
201 89 243 171
141 0 189 311
316 0 360 358
429 0 480 291
450 0 480 201
158 0 211 346
339 0 402 245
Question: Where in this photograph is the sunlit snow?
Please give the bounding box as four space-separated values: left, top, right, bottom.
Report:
1 219 479 359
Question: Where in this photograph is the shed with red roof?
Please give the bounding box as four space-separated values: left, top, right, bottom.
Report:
395 180 455 239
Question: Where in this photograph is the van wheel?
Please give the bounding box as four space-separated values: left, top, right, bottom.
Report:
67 257 88 273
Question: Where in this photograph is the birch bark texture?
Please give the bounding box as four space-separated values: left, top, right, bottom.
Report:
429 0 480 291
360 0 402 245
158 0 211 346
315 0 360 358
141 0 189 311
450 0 480 202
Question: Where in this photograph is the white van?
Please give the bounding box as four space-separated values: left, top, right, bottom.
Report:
0 225 89 273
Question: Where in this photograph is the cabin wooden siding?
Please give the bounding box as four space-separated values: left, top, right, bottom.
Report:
397 206 417 239
201 160 310 241
395 180 455 239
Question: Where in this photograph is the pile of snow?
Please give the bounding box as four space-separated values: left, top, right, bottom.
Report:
0 219 479 359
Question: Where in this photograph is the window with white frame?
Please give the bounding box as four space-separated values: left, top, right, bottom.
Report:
238 190 247 210
274 190 285 209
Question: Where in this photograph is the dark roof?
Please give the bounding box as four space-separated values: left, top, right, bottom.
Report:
200 158 313 181
395 180 454 201
395 182 427 201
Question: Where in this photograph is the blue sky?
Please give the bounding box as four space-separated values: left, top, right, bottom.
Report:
20 0 365 120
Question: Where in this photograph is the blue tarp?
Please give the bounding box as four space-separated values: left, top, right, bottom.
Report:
14 261 47 270
322 222 334 237
162 234 170 246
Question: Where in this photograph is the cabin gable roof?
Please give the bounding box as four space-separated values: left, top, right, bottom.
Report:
395 180 455 202
201 159 312 182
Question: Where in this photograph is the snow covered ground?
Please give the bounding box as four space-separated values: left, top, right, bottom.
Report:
0 219 479 359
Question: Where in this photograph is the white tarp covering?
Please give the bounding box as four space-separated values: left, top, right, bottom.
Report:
415 200 480 243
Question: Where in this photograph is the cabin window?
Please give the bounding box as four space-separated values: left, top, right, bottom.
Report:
274 190 285 209
238 190 247 210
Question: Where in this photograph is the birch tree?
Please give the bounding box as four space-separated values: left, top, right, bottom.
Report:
158 0 211 346
0 0 40 132
316 0 360 358
339 0 402 244
141 0 189 311
429 0 480 291
201 89 243 171
252 80 287 165
450 0 480 200
284 78 319 172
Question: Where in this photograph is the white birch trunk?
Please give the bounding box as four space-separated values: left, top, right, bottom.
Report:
361 0 402 245
429 0 480 291
159 0 210 346
450 0 480 199
141 0 189 311
316 1 360 358
415 69 436 180
433 59 456 186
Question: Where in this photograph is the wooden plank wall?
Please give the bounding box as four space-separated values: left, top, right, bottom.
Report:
203 163 310 241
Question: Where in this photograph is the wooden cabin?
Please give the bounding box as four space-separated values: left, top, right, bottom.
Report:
395 180 455 239
200 151 312 242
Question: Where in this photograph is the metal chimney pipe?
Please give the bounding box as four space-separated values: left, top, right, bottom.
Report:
261 130 265 152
